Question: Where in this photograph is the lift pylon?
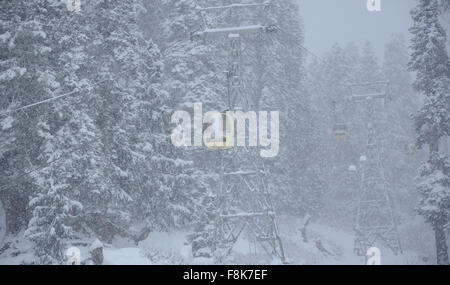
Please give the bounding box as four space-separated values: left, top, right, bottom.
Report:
349 82 402 256
192 1 285 263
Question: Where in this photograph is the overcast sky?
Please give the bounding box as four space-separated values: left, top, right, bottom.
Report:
297 0 416 58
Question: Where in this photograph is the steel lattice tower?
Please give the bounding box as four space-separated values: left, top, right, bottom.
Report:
192 1 285 263
350 82 402 256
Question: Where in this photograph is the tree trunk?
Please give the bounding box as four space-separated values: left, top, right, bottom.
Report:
434 222 449 265
429 130 440 154
428 136 449 265
0 199 6 248
300 214 311 243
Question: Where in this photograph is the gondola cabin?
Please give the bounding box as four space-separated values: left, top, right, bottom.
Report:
203 111 235 150
333 123 348 141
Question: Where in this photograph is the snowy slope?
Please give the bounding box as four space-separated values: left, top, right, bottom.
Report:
277 216 432 265
103 248 151 265
0 215 435 265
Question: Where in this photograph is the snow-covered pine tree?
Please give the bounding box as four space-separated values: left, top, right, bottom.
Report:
85 0 199 239
141 0 233 256
138 0 212 235
21 0 184 262
0 6 17 205
0 110 14 245
2 0 91 263
439 0 450 10
0 0 61 235
0 115 14 163
358 41 383 82
382 34 422 220
409 0 450 265
23 0 114 263
247 0 316 218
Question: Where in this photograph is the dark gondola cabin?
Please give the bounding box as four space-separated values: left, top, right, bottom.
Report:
333 123 348 141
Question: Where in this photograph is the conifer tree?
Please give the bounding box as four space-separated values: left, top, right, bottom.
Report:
409 0 450 265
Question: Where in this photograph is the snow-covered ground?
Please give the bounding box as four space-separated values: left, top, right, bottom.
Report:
277 216 433 265
0 231 35 265
104 248 151 265
0 215 434 265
